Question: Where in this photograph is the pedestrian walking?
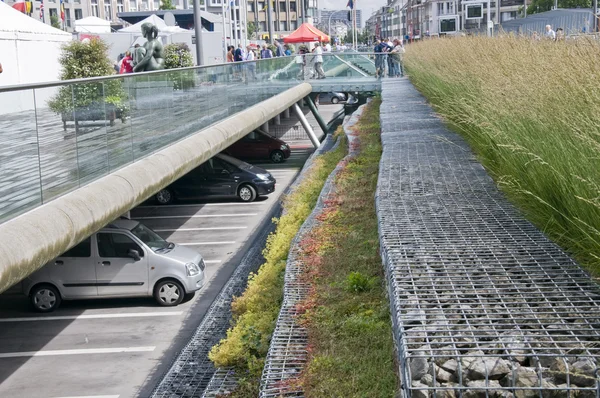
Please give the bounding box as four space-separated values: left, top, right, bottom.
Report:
261 44 273 59
545 25 556 40
119 51 134 74
244 45 256 81
296 46 307 80
227 45 234 62
275 41 285 57
313 42 326 79
390 39 405 77
374 39 389 79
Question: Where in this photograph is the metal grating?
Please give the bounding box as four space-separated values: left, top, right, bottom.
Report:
150 219 275 398
259 107 364 397
378 79 600 397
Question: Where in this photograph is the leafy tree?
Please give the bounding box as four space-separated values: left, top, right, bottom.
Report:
50 14 62 29
48 39 128 120
526 0 591 14
247 21 258 39
163 43 195 90
159 0 176 10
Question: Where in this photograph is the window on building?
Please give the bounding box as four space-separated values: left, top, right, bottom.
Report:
259 21 267 31
279 21 287 30
248 2 254 11
90 0 98 16
104 2 112 20
65 8 71 26
210 0 223 5
117 0 124 12
49 7 58 17
75 8 83 19
258 1 265 10
289 1 296 11
290 20 297 29
153 0 159 9
279 1 286 11
129 0 136 9
447 2 454 13
437 3 444 15
142 0 149 10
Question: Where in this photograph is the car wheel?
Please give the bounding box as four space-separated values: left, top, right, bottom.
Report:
238 184 257 202
270 150 285 163
331 97 340 104
155 188 174 205
154 280 185 307
30 284 61 313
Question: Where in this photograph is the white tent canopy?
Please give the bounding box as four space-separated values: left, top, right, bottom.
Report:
75 16 111 33
119 14 190 33
0 2 71 113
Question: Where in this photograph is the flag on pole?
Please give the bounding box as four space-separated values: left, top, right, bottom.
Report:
346 0 353 9
40 0 45 21
12 0 26 13
60 0 65 21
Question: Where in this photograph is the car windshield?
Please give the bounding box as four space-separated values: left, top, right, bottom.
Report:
130 223 170 251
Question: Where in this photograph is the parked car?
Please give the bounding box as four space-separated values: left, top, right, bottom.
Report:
319 92 347 105
23 219 206 312
224 130 291 163
154 153 276 204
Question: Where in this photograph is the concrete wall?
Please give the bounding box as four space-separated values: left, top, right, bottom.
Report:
0 83 312 294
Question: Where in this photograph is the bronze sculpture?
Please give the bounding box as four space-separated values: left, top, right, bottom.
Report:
133 22 165 72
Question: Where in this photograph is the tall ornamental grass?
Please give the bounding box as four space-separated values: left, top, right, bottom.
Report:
404 36 600 277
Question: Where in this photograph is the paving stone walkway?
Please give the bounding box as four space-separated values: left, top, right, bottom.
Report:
377 79 600 396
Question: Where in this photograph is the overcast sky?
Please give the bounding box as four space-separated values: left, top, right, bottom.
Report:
320 0 387 25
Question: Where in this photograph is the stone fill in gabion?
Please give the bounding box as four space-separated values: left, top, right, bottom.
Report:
377 79 600 398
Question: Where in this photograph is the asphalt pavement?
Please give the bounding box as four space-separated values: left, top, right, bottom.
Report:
0 144 314 398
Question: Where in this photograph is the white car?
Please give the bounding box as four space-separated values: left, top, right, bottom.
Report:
23 219 206 312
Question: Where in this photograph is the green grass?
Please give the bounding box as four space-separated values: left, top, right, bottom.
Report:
298 98 399 397
404 36 600 278
208 130 348 396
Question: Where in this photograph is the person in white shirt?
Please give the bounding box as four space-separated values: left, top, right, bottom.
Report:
324 42 332 53
312 42 326 79
545 25 556 40
244 45 256 81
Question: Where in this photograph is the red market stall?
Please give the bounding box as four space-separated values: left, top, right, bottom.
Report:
283 23 330 43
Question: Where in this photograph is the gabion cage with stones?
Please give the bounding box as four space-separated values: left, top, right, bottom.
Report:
378 79 600 398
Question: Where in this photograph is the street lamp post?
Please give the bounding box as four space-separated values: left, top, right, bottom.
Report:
327 10 347 38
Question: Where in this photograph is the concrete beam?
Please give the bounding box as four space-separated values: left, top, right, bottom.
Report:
0 83 313 294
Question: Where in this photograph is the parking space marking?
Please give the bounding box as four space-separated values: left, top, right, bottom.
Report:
0 312 183 323
179 241 236 246
136 214 257 220
137 202 265 209
204 260 222 264
0 346 156 358
154 227 248 232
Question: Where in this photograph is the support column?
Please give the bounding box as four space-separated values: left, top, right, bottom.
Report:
274 114 281 125
262 122 270 134
306 96 329 136
293 104 319 148
283 108 290 119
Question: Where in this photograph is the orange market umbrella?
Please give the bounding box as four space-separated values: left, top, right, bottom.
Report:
283 23 330 44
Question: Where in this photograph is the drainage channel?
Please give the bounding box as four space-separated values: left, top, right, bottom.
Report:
378 79 600 397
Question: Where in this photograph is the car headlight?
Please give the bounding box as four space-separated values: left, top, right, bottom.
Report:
256 173 271 181
185 262 200 276
280 145 287 151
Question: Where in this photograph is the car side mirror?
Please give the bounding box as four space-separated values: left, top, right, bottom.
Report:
128 249 141 261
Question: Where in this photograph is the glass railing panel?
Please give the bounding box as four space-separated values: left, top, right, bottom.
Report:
107 77 134 172
35 84 80 203
0 89 41 223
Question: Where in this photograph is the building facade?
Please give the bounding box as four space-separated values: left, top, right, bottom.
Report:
246 0 310 40
4 0 91 32
318 8 362 30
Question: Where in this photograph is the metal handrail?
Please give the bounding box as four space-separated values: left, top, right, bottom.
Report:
0 53 381 94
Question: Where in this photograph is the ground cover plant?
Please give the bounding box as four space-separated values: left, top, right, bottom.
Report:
404 36 600 278
297 98 398 396
208 131 348 395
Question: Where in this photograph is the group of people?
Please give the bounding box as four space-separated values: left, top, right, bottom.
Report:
226 41 293 64
295 42 328 80
374 38 405 79
532 25 565 41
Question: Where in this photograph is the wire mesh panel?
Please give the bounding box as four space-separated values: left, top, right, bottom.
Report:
259 126 354 397
378 79 600 397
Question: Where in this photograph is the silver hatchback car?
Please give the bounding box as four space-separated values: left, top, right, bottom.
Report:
23 219 206 312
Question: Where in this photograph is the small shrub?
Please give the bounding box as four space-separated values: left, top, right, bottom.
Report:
345 271 373 293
